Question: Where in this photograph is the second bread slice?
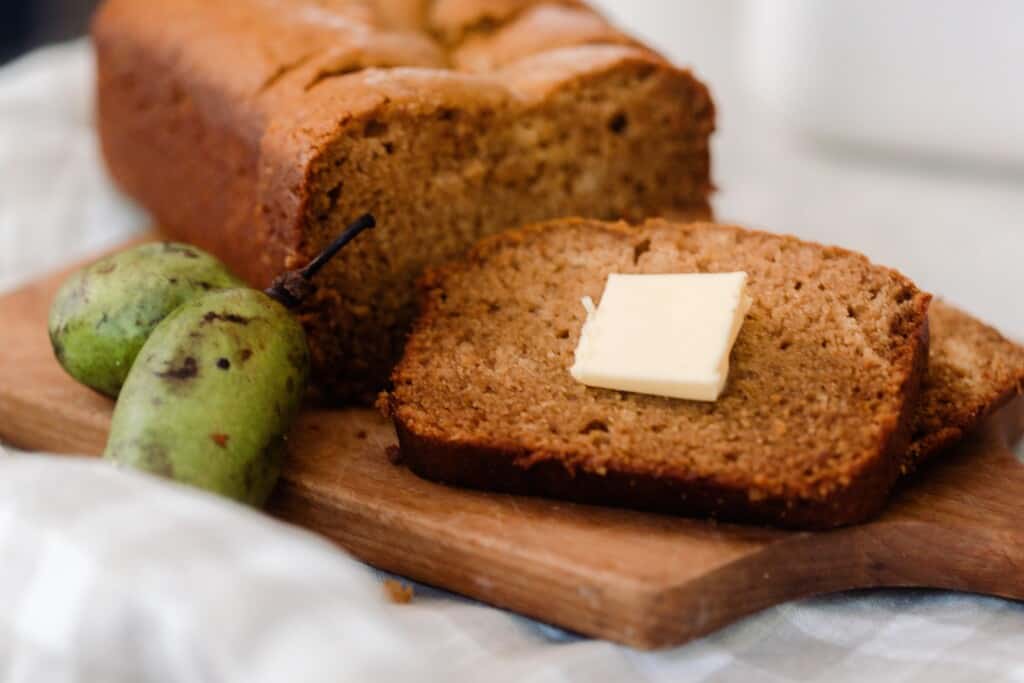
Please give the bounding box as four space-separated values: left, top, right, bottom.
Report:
386 219 931 529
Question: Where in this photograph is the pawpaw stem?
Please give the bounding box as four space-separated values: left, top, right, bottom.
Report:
302 213 376 280
265 213 376 309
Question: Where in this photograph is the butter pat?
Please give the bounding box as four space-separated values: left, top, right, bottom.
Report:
570 273 752 401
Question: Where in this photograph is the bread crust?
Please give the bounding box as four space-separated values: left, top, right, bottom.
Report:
387 219 933 529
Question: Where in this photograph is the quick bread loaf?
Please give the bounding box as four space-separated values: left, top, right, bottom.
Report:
93 0 715 402
385 219 933 529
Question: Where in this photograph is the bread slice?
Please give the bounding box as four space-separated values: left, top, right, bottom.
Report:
384 219 932 529
908 301 1024 467
93 0 714 402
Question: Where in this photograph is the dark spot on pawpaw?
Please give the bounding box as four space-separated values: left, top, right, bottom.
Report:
168 277 178 284
210 433 229 448
96 262 116 275
217 358 231 370
155 356 198 380
356 430 367 440
202 312 250 325
71 279 90 306
240 349 253 362
134 441 174 477
386 446 402 464
286 376 294 391
198 282 213 290
95 312 109 330
162 243 199 258
150 397 163 407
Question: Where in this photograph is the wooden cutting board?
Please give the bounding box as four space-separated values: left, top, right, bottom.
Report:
2 242 1023 650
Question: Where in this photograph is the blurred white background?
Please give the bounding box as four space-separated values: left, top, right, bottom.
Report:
594 0 1024 340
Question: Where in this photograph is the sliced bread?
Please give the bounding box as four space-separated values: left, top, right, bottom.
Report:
384 218 932 529
908 301 1024 467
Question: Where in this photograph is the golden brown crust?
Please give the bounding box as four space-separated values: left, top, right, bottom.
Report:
451 5 644 72
430 0 588 42
93 0 715 402
387 219 932 529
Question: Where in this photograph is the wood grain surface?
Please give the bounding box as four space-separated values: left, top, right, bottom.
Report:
2 243 1023 649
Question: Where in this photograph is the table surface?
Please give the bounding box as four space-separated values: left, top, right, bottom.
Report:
1 19 1023 683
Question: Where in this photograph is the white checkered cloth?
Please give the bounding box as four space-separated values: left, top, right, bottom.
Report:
2 41 1024 683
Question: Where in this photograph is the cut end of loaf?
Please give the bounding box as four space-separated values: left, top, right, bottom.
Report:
387 218 932 529
290 59 713 402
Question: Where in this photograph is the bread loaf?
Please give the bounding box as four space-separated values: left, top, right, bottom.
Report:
385 218 932 529
93 0 715 402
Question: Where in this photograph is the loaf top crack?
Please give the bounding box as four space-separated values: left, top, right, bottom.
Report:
97 1 675 127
